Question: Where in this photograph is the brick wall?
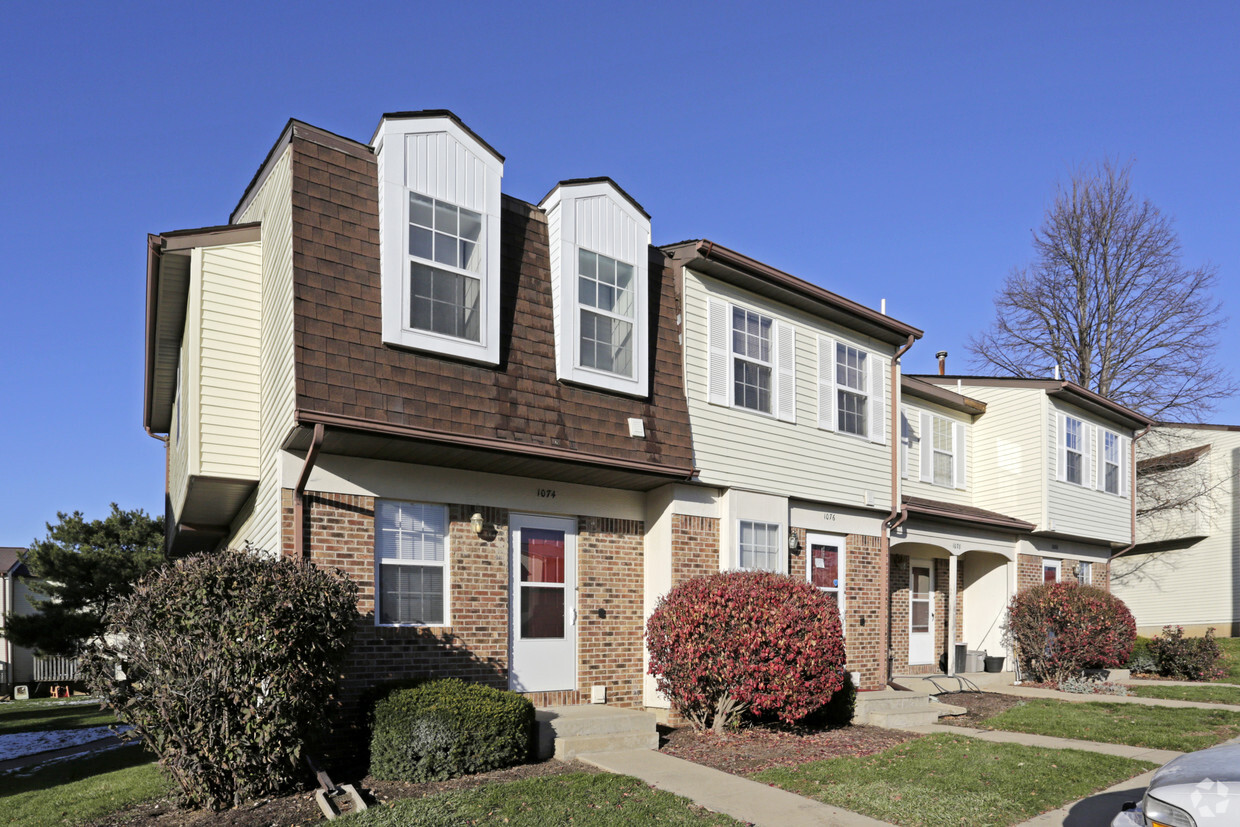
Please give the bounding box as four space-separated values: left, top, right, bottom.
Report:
284 489 646 711
1018 553 1108 591
670 514 719 586
843 534 884 690
889 554 960 676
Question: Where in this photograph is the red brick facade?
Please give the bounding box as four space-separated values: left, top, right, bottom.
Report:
671 514 719 587
1017 553 1109 591
284 489 646 710
888 554 965 676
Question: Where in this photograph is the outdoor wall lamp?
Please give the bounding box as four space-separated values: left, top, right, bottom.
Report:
787 532 800 552
470 512 487 536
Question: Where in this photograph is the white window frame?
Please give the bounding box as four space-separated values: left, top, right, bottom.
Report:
806 533 846 621
374 500 450 627
575 248 637 379
404 192 485 344
917 412 968 490
817 336 886 443
1056 413 1091 487
1101 430 1121 495
835 343 869 437
707 297 796 423
1042 558 1061 584
541 180 651 397
1077 560 1092 585
374 115 503 365
737 519 783 573
732 306 775 415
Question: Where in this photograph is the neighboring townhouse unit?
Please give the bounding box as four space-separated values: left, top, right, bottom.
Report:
1 547 34 691
893 374 1151 675
144 112 703 710
1112 423 1240 636
659 240 923 693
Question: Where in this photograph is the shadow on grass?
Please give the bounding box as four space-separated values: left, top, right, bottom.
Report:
0 743 155 798
0 702 116 735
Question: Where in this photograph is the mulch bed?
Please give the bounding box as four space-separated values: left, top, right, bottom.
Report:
932 691 1026 727
659 723 916 776
86 759 598 826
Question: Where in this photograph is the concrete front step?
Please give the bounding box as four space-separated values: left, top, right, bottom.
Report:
892 671 1015 694
536 705 658 761
854 688 967 728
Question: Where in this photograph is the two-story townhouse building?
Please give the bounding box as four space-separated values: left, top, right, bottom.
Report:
902 374 1152 672
1112 423 1240 636
144 112 712 712
658 241 923 695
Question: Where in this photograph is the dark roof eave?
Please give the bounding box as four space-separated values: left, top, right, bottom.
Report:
902 496 1036 532
536 177 651 219
901 376 986 415
912 375 1154 430
372 110 505 163
663 240 922 347
295 409 699 482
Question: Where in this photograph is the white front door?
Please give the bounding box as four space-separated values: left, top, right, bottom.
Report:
909 559 935 665
509 514 577 693
806 534 845 622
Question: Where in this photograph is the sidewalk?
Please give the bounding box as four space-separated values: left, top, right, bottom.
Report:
986 681 1240 712
579 748 890 827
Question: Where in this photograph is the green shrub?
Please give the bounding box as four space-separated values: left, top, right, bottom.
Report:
370 679 534 782
1004 582 1136 684
1149 626 1225 680
1127 636 1155 674
82 546 358 810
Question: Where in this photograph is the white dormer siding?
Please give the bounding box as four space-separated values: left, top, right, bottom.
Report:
541 180 651 397
373 115 504 365
683 269 893 506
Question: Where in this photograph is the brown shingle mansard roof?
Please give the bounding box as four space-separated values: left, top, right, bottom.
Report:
285 123 697 482
901 497 1036 532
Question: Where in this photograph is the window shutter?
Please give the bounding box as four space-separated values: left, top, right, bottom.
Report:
954 422 967 490
775 322 796 423
1121 435 1131 497
899 412 910 479
1055 413 1067 482
707 298 730 406
868 355 886 444
919 411 933 483
1083 423 1094 488
817 335 836 431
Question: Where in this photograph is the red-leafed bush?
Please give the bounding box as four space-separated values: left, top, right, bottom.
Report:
1005 582 1136 684
646 571 847 732
1149 625 1225 681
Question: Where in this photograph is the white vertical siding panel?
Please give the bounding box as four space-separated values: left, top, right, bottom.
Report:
232 148 294 557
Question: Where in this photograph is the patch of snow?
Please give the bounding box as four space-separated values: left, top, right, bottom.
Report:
0 724 132 762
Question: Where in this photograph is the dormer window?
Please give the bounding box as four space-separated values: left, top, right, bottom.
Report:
541 179 651 397
577 249 635 376
374 113 504 364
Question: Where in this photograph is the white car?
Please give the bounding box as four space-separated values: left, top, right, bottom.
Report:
1113 742 1240 826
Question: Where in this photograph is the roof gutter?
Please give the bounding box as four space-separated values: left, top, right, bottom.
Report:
294 423 326 560
143 235 163 437
1111 422 1154 562
880 334 916 686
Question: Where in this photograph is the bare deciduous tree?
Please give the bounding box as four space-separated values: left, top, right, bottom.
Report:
969 160 1232 421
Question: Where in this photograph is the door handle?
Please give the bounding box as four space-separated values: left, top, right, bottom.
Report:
572 606 578 626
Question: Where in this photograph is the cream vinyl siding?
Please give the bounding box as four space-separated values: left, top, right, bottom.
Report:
683 269 892 506
1114 428 1240 633
959 386 1044 527
197 242 262 479
168 342 190 523
1045 399 1131 544
901 399 970 506
234 148 294 556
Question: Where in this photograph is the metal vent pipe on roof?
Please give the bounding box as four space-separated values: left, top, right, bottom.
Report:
936 351 948 376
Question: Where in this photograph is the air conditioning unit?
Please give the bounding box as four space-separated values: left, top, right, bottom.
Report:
13 685 29 701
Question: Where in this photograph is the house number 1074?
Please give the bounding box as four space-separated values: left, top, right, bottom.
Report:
537 489 557 498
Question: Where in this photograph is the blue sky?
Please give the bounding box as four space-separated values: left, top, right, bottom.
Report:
1 2 1237 547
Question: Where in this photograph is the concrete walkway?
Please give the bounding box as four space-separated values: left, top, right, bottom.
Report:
579 748 890 827
986 681 1240 712
907 722 1183 764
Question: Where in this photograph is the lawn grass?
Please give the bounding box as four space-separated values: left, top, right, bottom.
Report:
983 699 1240 751
341 772 742 826
1213 636 1240 683
0 699 116 736
0 746 171 827
754 733 1154 827
1130 683 1240 705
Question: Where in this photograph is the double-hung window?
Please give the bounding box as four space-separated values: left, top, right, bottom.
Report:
407 192 483 342
732 307 774 414
578 249 635 377
1077 561 1092 585
1063 416 1084 485
836 344 868 436
375 501 448 626
917 412 966 489
931 417 954 486
738 520 781 572
1103 431 1121 495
